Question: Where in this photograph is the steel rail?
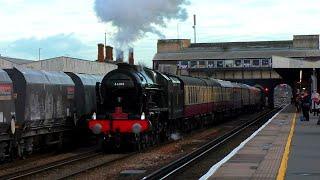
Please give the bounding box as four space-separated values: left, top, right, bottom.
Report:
141 108 279 180
0 150 102 180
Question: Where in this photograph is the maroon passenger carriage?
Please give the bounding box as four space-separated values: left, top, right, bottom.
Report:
88 63 264 151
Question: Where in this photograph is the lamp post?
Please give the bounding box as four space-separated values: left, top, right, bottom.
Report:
192 14 197 43
38 48 41 61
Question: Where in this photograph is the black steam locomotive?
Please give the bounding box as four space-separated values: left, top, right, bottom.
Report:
89 64 265 150
0 67 102 161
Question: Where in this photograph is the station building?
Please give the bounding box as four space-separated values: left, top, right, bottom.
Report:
153 35 320 81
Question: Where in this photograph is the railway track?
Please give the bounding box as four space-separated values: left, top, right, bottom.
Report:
0 150 103 180
58 152 135 179
0 133 187 179
141 108 280 180
0 148 137 180
0 109 277 180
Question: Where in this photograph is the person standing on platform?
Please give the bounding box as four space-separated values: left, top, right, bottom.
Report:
295 93 301 112
301 92 311 121
312 92 320 116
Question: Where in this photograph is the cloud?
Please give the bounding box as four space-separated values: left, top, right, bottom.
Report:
0 34 95 60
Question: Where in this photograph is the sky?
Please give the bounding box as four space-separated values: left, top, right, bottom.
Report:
0 0 320 67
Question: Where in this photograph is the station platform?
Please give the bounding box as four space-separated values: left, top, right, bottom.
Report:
201 105 320 180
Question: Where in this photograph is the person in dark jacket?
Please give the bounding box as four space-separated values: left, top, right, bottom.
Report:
301 92 311 121
295 94 301 112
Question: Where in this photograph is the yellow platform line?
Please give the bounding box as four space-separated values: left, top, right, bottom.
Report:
276 112 297 180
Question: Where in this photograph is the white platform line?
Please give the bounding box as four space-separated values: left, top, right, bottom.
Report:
199 106 287 180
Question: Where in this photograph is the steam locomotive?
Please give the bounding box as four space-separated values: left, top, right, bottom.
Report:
0 67 102 161
89 64 265 150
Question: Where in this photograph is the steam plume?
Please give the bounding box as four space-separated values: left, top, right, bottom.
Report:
94 0 189 47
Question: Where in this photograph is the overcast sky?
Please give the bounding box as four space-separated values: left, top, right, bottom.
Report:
0 0 320 67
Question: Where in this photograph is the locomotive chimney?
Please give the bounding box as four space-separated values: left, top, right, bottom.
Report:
128 48 134 65
105 46 114 61
116 49 124 62
97 43 105 62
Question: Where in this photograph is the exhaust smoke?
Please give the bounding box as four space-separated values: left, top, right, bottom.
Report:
94 0 189 47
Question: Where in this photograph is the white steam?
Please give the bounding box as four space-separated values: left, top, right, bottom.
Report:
94 0 189 47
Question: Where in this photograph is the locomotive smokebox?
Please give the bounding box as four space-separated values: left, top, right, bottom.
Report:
116 49 124 62
128 48 134 65
105 46 113 61
97 44 105 62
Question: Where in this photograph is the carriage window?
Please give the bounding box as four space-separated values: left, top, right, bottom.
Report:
192 87 194 104
194 87 197 104
193 87 195 104
198 87 200 103
196 87 201 103
204 87 206 103
190 87 193 104
199 86 204 103
189 87 191 104
197 87 198 103
200 87 202 103
176 94 179 106
200 87 205 102
191 87 193 104
186 87 188 104
204 87 206 101
195 87 198 103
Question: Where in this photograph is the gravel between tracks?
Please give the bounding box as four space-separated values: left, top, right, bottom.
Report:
73 111 266 180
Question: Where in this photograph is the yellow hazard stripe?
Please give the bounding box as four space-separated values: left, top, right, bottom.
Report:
276 113 297 180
